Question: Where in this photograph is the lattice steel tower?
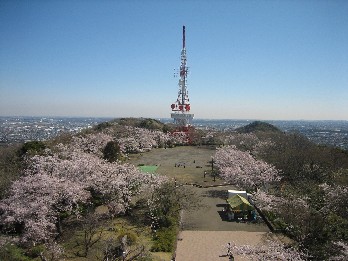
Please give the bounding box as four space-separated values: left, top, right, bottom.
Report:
170 25 194 128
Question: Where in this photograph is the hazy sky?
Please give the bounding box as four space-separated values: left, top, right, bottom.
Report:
1 0 347 120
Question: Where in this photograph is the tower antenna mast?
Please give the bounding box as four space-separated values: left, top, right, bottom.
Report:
170 25 194 129
183 25 185 49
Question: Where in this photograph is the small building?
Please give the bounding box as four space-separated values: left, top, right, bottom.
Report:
226 194 255 222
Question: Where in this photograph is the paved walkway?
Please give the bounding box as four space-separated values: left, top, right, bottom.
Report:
175 185 270 261
175 231 269 261
181 186 269 232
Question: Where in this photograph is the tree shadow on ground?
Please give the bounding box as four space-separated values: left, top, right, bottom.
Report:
202 190 228 199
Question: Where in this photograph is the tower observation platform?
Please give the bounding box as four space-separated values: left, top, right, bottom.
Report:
170 26 194 129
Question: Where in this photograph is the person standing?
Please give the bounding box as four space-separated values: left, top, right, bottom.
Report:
226 242 234 260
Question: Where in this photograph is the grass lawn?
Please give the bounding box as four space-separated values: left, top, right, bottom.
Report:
128 145 221 186
138 165 159 173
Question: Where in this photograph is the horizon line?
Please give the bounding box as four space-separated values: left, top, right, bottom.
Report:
0 115 347 122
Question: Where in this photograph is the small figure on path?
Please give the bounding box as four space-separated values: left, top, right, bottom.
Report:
226 242 234 260
227 242 232 256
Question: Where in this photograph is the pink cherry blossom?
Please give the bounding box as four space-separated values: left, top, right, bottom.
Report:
0 173 89 243
226 234 305 260
214 145 280 189
0 130 167 244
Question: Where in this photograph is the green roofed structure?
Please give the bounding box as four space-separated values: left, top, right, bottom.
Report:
226 194 254 212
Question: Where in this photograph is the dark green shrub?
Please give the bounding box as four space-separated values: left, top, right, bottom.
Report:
0 144 22 199
139 119 164 130
151 227 177 252
263 210 277 221
272 217 288 231
18 141 46 156
103 141 120 162
0 244 31 261
26 244 45 258
94 121 112 131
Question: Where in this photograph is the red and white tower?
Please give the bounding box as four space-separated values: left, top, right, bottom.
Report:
170 25 194 129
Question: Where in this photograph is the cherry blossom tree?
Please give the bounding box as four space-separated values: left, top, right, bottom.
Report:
66 124 189 155
116 126 186 153
0 173 89 244
70 133 113 157
227 236 305 261
330 241 348 261
214 145 280 190
226 133 261 150
319 183 348 217
251 190 284 211
26 146 166 216
0 130 167 244
213 130 348 260
39 241 65 261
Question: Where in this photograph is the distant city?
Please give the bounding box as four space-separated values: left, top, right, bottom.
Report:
1 116 347 151
190 119 348 151
0 116 111 144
